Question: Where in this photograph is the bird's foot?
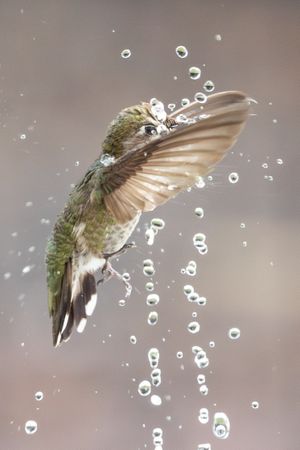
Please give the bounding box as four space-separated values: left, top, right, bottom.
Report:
97 261 132 298
103 242 136 260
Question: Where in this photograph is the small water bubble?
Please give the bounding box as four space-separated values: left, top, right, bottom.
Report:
198 407 209 424
20 133 27 140
121 48 131 59
183 284 194 295
118 299 126 307
214 34 222 41
28 246 35 253
213 412 230 439
187 321 200 334
197 444 211 450
130 335 137 344
25 201 33 207
181 98 190 107
176 351 183 359
145 227 155 245
251 401 259 409
276 158 283 165
195 176 206 189
168 103 176 112
209 341 215 348
262 163 268 169
40 218 50 225
24 420 37 435
228 327 241 340
122 272 130 281
194 92 207 103
242 241 248 247
240 222 246 229
22 265 34 274
186 265 196 276
151 218 165 230
35 391 43 401
203 80 215 92
75 160 80 166
194 207 204 218
197 374 206 385
272 118 277 124
175 45 188 58
151 394 162 406
193 232 206 243
138 380 151 396
228 172 239 183
4 272 11 280
148 311 158 325
146 293 160 306
145 281 154 291
189 66 201 80
200 384 208 395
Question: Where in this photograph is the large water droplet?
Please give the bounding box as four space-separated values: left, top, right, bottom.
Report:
251 401 259 409
181 98 190 107
35 391 44 401
148 311 158 325
189 66 201 80
183 284 194 295
175 45 188 58
146 293 160 306
194 207 204 218
212 412 230 439
151 394 162 406
25 420 37 434
151 217 165 230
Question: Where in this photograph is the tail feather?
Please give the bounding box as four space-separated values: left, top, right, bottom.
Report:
51 260 98 347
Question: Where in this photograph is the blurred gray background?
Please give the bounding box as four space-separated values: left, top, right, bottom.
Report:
0 0 299 449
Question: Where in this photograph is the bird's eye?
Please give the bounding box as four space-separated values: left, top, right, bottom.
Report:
144 124 158 136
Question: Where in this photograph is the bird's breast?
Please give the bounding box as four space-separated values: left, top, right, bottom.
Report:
102 213 141 255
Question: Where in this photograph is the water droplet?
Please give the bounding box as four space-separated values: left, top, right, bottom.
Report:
3 272 11 280
186 265 196 276
214 34 222 41
197 374 206 385
145 281 154 291
187 321 200 334
181 98 190 107
187 292 199 303
251 401 259 409
197 296 207 306
151 368 161 386
176 351 183 359
197 444 211 450
195 176 206 189
228 172 239 183
212 412 230 439
22 265 34 274
25 420 37 434
143 266 155 277
138 380 151 396
25 201 33 207
151 217 165 230
35 391 43 401
148 311 158 325
148 347 160 368
189 66 201 80
130 335 137 344
200 384 208 395
276 158 283 165
194 92 207 103
193 232 206 243
118 299 126 307
175 45 188 58
240 222 246 229
151 394 162 406
183 284 194 295
194 351 209 369
146 293 160 306
242 240 248 247
28 246 35 252
228 327 241 340
121 48 131 59
262 162 268 169
150 98 167 122
209 341 215 348
100 153 115 167
203 80 215 92
272 118 277 124
198 407 209 424
168 103 176 112
194 207 204 218
75 160 80 166
20 133 27 140
145 227 155 245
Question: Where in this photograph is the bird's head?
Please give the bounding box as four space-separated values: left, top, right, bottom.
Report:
102 99 176 158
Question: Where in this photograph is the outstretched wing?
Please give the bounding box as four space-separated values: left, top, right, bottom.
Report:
101 91 250 223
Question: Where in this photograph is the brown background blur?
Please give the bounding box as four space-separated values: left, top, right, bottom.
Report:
0 1 299 449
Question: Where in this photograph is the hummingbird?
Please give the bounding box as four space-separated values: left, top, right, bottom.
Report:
46 91 250 347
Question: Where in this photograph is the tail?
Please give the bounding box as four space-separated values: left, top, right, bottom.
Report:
51 259 97 347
